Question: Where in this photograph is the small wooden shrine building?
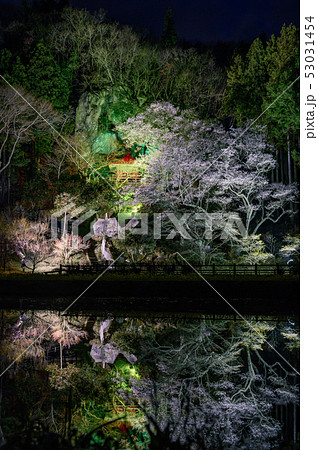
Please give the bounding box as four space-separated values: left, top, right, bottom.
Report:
109 152 143 182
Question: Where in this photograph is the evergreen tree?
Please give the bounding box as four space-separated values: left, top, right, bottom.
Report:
161 8 178 48
263 24 300 168
26 40 71 110
222 38 267 125
222 53 249 124
245 38 267 117
221 24 299 179
0 49 28 87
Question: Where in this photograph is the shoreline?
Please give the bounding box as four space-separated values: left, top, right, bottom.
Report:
0 277 299 315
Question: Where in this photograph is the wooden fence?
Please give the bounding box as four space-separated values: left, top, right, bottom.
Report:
58 262 299 276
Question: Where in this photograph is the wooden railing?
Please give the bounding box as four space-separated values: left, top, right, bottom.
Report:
58 262 299 276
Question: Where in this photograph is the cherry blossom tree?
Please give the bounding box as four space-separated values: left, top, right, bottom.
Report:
11 218 54 273
279 234 300 263
116 103 298 261
236 234 275 264
53 233 89 265
116 101 213 152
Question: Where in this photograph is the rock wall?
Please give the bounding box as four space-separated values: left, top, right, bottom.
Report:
75 87 142 152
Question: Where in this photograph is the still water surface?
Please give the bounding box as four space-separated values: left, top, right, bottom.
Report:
0 308 299 449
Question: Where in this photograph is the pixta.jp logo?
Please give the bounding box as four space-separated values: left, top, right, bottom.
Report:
51 203 96 248
51 208 247 246
114 212 247 241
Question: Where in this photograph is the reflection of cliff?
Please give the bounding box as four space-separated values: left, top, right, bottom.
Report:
90 342 137 368
99 318 113 342
90 318 137 368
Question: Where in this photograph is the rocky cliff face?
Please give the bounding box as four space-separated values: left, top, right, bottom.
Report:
75 87 143 154
76 90 106 139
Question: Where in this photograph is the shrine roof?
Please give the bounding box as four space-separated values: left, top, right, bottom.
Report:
113 151 135 164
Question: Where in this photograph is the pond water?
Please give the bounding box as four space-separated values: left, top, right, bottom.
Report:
0 309 299 449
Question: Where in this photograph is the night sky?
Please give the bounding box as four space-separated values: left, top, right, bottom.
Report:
70 0 299 43
0 0 299 43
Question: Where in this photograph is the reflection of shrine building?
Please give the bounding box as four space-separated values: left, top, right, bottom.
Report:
108 152 144 182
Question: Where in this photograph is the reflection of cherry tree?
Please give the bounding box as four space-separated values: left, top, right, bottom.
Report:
51 316 88 369
118 320 299 449
1 313 89 370
2 313 49 363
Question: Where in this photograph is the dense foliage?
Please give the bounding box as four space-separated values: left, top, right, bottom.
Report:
0 4 299 269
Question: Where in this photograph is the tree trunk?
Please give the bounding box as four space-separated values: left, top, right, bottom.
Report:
286 405 288 442
293 159 298 183
287 132 292 185
67 387 72 439
60 342 63 369
287 133 294 222
280 405 284 441
0 377 4 446
280 149 284 184
7 166 10 205
293 375 297 445
63 211 67 237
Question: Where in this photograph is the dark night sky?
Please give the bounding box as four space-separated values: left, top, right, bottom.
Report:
70 0 299 43
0 0 299 43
